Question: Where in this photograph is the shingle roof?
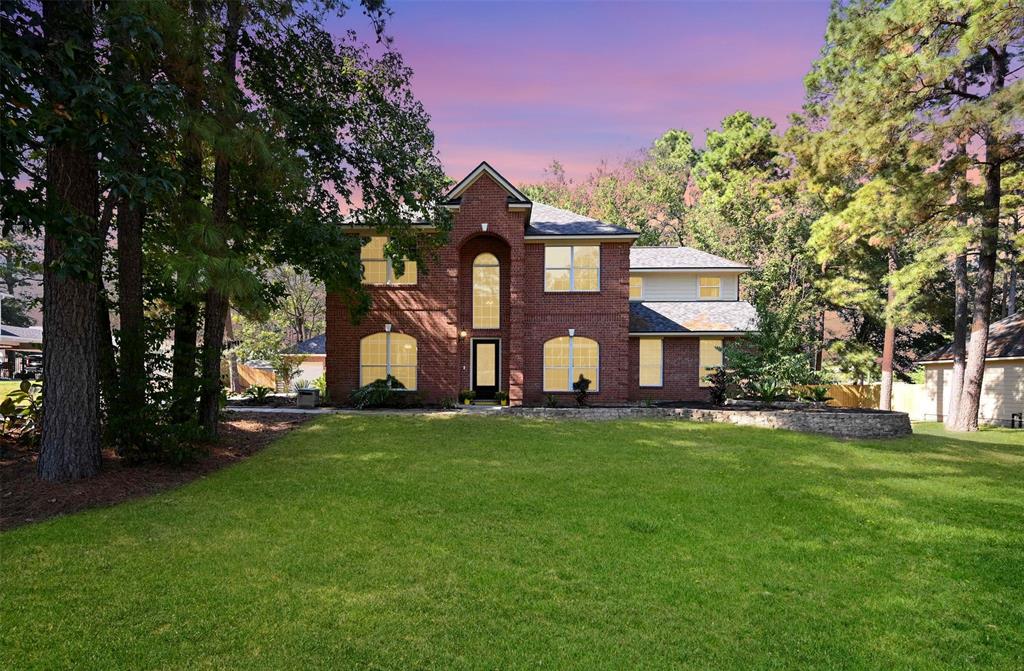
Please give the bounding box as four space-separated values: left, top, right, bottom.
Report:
526 202 637 237
629 301 757 334
630 246 748 270
920 312 1024 362
0 324 42 344
284 334 326 355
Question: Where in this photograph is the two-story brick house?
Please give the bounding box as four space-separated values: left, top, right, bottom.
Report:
325 162 755 405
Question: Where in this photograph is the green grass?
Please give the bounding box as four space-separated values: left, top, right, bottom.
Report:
0 379 21 401
3 417 1023 670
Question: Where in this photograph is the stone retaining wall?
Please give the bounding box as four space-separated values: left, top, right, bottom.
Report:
504 406 912 439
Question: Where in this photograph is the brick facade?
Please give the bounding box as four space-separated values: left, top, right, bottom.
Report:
326 168 725 406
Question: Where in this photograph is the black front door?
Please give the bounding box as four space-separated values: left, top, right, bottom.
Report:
472 339 500 400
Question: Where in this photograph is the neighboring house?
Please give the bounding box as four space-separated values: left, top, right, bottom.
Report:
283 334 326 382
919 311 1024 426
1 324 43 378
325 162 756 405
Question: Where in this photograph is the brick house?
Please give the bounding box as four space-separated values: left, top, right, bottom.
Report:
326 162 755 405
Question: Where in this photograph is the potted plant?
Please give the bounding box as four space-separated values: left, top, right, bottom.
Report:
459 389 476 405
494 390 509 406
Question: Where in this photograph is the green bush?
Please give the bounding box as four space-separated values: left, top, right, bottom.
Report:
0 379 43 445
244 385 273 402
748 379 787 405
458 389 476 404
440 398 458 410
572 375 591 407
544 394 559 408
494 390 509 405
350 376 419 409
799 385 832 404
704 367 731 405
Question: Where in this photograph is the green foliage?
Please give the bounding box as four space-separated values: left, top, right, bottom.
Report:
704 367 732 406
244 386 273 402
439 398 458 410
799 386 833 404
350 376 419 409
747 379 788 405
544 394 559 408
458 389 476 404
0 379 43 445
723 294 819 394
572 375 592 407
824 339 880 385
494 390 509 405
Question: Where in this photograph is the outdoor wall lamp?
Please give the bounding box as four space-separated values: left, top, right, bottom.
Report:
568 328 575 336
459 330 468 338
384 323 392 332
481 223 488 232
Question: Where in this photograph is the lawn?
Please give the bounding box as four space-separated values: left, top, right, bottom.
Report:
2 417 1023 670
0 379 21 401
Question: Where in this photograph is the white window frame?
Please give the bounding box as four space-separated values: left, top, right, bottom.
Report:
629 275 643 301
543 334 600 392
361 236 417 286
638 338 663 387
544 245 601 293
360 331 417 390
472 253 500 329
698 275 721 299
698 338 723 387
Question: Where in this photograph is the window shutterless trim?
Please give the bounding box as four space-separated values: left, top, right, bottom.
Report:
544 245 601 293
542 335 600 392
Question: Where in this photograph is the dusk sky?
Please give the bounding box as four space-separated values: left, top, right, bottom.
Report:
339 0 832 184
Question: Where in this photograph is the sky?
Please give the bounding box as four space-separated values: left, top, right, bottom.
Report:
334 0 832 184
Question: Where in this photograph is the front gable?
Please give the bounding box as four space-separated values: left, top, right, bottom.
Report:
443 161 531 209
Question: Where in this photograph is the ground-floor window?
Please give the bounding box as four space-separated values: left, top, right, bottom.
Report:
639 338 663 387
698 338 722 387
360 332 417 389
543 335 599 391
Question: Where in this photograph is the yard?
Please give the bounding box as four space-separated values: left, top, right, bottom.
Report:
0 379 21 401
2 416 1022 670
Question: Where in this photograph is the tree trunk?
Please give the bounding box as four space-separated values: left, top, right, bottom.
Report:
225 308 241 393
171 300 199 423
949 48 1006 432
116 200 147 444
198 0 242 437
945 252 969 428
879 250 897 411
38 0 102 482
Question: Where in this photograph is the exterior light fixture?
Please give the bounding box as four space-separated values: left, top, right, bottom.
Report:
384 323 392 332
568 328 575 336
459 330 468 338
481 223 489 232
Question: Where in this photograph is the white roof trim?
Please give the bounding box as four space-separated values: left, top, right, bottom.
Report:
629 331 753 337
630 267 750 273
525 234 640 242
921 355 1024 365
445 161 530 204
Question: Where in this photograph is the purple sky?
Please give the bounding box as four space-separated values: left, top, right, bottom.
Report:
341 0 831 184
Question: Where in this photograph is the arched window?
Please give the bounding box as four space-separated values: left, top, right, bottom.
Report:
360 332 417 389
473 253 500 329
543 335 599 392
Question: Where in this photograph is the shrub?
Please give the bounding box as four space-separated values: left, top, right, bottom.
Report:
544 394 559 408
494 390 509 405
704 367 732 405
458 389 476 404
244 385 273 402
572 375 591 407
749 379 787 405
291 378 311 393
440 397 458 410
0 379 43 445
799 385 832 404
350 376 419 409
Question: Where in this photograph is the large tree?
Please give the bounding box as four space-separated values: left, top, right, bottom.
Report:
803 0 1023 430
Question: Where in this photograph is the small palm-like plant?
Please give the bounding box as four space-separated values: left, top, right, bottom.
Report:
748 379 786 405
0 379 43 445
244 385 274 402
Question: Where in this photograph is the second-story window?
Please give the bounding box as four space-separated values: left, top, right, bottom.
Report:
473 253 500 329
629 275 643 300
544 245 600 292
361 236 417 286
699 276 721 299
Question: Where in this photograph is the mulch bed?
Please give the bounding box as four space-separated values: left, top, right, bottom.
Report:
0 412 310 532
